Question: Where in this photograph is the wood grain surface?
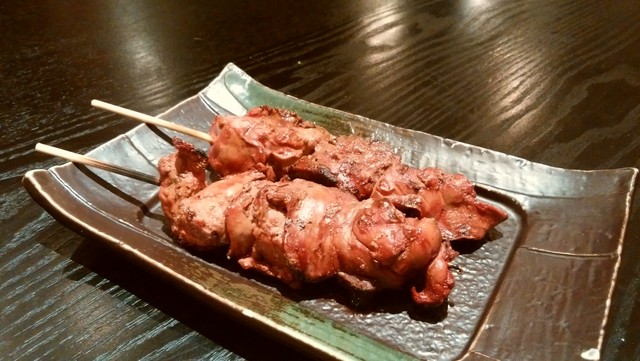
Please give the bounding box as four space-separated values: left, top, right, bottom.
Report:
1 1 639 360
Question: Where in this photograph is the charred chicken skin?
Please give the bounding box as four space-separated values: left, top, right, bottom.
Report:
288 136 402 200
208 105 332 180
158 138 455 307
371 165 508 241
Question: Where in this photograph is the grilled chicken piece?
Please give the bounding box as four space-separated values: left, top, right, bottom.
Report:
411 240 457 306
158 138 208 221
158 138 268 252
208 105 332 180
289 136 402 200
371 165 508 241
226 178 450 306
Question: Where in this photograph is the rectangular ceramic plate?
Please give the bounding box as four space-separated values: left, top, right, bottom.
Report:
23 64 638 361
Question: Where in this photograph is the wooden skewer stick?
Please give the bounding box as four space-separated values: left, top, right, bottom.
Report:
91 99 214 143
35 143 160 185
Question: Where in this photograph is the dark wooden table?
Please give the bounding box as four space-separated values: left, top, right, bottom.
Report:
2 1 639 360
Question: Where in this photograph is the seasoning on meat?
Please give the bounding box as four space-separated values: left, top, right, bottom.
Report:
289 136 402 200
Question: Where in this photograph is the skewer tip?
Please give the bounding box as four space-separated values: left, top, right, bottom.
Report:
34 142 159 185
90 99 214 143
